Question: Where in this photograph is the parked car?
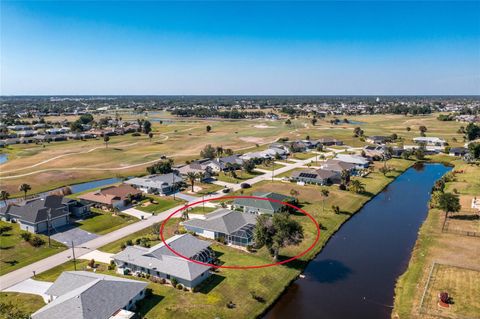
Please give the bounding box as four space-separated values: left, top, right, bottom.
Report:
222 188 231 193
240 183 251 189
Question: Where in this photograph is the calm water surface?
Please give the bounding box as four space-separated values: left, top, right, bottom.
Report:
265 163 450 319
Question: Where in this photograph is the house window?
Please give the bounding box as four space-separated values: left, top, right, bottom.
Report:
166 274 170 279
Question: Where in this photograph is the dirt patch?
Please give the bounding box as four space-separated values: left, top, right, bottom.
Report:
239 136 267 144
253 124 274 129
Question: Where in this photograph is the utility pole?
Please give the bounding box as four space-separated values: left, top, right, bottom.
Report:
47 209 52 248
172 173 176 200
71 241 77 271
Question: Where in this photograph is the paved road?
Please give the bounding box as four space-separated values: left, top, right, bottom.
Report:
0 150 351 290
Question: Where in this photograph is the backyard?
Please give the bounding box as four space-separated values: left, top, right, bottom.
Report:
75 208 137 235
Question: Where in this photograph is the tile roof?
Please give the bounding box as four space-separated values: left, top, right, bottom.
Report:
78 184 141 205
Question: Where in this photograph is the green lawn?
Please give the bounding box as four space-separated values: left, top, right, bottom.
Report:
75 208 137 235
256 162 286 171
136 196 186 214
186 206 217 215
183 182 224 196
0 221 67 276
291 152 316 160
216 170 264 184
0 292 45 316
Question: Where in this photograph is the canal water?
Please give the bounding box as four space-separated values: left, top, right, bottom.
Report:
265 163 451 319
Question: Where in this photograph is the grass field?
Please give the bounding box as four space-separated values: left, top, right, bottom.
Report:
1 113 466 197
182 182 224 196
392 156 480 319
420 264 480 319
136 196 186 214
0 221 66 276
75 209 137 235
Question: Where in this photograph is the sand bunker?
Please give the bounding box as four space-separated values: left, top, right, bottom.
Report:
253 124 274 129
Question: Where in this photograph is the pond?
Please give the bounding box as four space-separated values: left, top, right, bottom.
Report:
0 154 7 164
265 163 451 319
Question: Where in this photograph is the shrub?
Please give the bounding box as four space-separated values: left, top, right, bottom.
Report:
88 259 95 268
20 232 32 242
29 236 45 247
125 239 133 246
108 260 116 270
135 238 142 245
120 243 126 250
160 278 166 284
176 283 183 290
170 278 178 286
183 287 188 291
0 225 13 235
144 288 153 298
339 184 347 191
132 132 141 136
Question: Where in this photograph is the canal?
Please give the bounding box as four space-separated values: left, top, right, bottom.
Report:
265 163 451 319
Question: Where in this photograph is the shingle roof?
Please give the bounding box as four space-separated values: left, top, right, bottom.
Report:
32 271 147 319
125 173 183 189
113 234 211 281
232 192 294 212
322 159 356 172
0 195 69 224
183 209 257 234
78 184 142 205
291 169 338 180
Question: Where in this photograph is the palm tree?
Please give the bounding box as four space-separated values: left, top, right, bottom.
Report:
340 169 351 186
216 146 224 157
349 179 366 194
197 172 206 183
148 132 153 141
104 136 110 148
0 190 10 206
19 183 31 200
321 189 329 213
186 172 198 192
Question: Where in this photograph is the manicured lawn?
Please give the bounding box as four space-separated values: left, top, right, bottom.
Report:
136 196 186 214
183 182 224 196
0 221 67 276
216 170 264 184
75 208 137 235
291 152 315 160
186 206 217 215
256 162 286 171
0 292 45 316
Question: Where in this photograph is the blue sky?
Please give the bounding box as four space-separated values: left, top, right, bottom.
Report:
1 1 479 95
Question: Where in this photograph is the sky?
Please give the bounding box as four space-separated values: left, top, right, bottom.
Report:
1 1 479 95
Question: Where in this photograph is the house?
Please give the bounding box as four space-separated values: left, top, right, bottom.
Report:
0 195 72 233
448 147 468 157
31 271 147 319
61 198 92 218
321 159 357 174
240 148 287 161
125 173 184 195
291 168 340 185
212 155 244 171
413 137 447 147
183 209 257 247
232 192 295 215
334 154 370 169
78 184 142 209
177 160 213 179
113 234 214 289
363 145 387 159
366 136 388 145
317 137 343 146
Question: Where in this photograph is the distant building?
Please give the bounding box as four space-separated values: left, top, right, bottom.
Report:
125 173 184 195
78 184 142 209
365 136 388 145
413 137 447 147
291 168 340 185
449 147 468 157
233 192 295 215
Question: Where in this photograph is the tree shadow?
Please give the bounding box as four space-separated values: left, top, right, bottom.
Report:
197 273 226 294
0 245 14 250
2 260 18 266
449 214 479 221
306 259 353 283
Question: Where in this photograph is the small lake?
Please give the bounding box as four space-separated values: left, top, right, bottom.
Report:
265 163 451 319
68 177 123 193
0 154 8 164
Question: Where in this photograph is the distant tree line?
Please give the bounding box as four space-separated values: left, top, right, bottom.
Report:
171 108 265 119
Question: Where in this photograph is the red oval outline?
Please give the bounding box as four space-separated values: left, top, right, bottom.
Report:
160 195 320 269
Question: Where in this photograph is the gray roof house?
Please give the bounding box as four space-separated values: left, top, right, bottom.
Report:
125 173 184 195
321 159 357 174
113 234 214 289
291 168 340 185
183 209 257 247
232 192 295 215
31 271 147 319
366 136 388 145
0 195 73 233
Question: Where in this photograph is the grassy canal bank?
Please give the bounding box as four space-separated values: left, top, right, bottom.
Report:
392 155 480 319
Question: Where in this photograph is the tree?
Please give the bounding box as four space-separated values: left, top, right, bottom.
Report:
186 172 197 192
200 144 216 159
311 118 317 126
468 142 480 159
152 222 161 240
349 179 366 194
353 127 364 137
419 125 427 136
206 125 212 133
242 160 256 174
79 113 94 124
321 189 329 213
289 189 300 200
379 166 391 176
148 132 153 141
216 146 224 157
402 149 412 160
285 119 292 125
0 190 9 206
465 123 480 141
146 159 174 174
254 213 304 260
331 205 341 214
103 136 110 148
340 169 351 185
406 126 411 132
143 120 152 134
19 183 31 200
437 192 461 220
69 121 83 132
414 148 425 160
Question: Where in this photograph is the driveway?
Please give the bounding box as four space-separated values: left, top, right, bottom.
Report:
175 192 201 202
2 278 52 303
122 207 152 219
79 250 114 264
51 226 99 247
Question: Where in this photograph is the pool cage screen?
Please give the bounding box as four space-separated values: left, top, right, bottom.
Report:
227 224 255 246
